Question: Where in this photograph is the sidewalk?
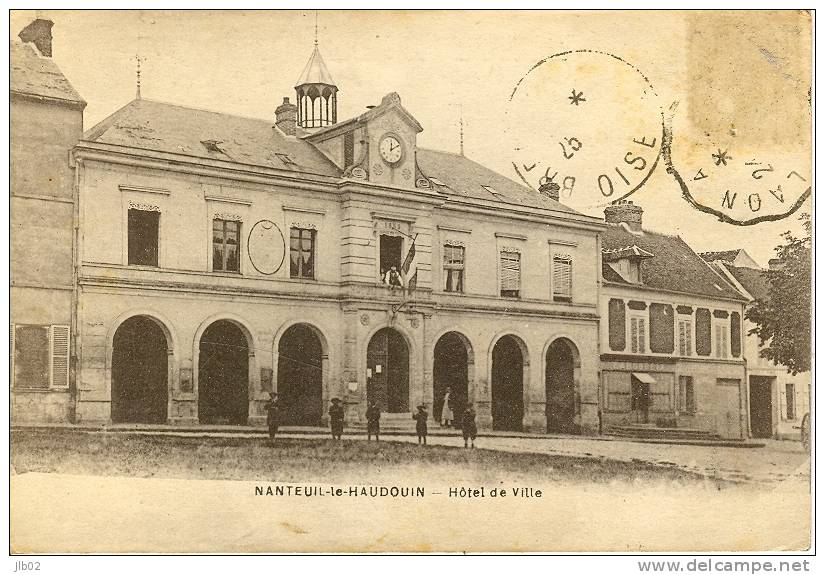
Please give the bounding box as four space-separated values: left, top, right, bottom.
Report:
11 421 763 448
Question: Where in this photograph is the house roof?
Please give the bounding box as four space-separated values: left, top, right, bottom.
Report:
295 45 336 87
723 264 770 301
82 98 342 177
10 39 85 105
601 223 746 300
416 148 584 216
699 249 744 263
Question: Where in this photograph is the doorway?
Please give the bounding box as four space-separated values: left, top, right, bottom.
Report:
277 324 324 426
546 339 577 433
367 328 409 413
198 320 249 424
749 376 774 439
433 332 470 425
111 316 169 423
492 335 524 431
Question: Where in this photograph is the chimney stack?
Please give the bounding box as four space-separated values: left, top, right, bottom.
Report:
275 97 298 136
604 199 644 232
538 178 560 201
768 258 785 271
19 18 53 57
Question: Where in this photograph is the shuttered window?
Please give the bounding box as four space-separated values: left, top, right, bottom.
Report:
552 256 572 302
630 315 646 354
608 298 626 351
695 308 711 356
649 303 674 353
50 325 70 388
677 317 692 356
714 321 730 359
500 251 520 298
11 324 69 389
784 384 796 420
731 312 742 357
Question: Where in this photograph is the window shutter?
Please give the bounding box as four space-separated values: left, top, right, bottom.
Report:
779 387 787 421
730 312 742 357
500 252 520 291
695 308 711 356
649 303 674 353
608 299 626 351
639 318 646 353
630 318 638 352
50 325 70 388
552 257 572 298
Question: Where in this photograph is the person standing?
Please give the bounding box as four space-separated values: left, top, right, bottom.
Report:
329 398 345 440
264 392 281 440
413 405 429 445
440 387 454 427
461 403 477 449
366 399 381 442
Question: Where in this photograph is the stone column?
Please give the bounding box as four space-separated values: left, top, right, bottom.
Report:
342 307 361 425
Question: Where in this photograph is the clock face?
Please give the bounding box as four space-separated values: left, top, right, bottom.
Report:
379 135 403 164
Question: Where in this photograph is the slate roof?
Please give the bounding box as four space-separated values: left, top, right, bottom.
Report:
723 264 770 302
601 223 746 300
10 39 85 105
602 245 654 262
416 148 583 216
82 98 342 177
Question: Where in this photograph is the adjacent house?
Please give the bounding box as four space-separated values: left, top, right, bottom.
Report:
599 201 749 439
704 251 811 440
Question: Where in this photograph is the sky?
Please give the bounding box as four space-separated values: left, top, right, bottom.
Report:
11 9 812 266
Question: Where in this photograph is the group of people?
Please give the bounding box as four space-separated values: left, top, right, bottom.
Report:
262 391 478 448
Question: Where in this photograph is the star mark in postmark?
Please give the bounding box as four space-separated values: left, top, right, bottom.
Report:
568 89 586 106
712 148 731 166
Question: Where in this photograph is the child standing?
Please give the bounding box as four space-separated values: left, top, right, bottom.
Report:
366 400 381 442
413 405 428 445
461 403 477 449
328 398 345 440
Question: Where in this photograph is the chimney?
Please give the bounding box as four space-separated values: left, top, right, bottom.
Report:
768 258 785 271
604 199 644 232
275 97 298 136
538 179 560 201
19 18 53 57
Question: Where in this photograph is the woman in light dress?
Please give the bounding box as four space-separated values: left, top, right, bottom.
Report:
440 387 454 427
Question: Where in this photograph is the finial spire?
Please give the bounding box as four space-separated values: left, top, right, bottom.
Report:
314 11 318 46
459 110 465 156
135 54 143 99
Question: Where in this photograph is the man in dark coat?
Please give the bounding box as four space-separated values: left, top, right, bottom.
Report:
328 398 345 440
413 405 429 445
461 403 477 448
366 400 381 441
264 392 280 439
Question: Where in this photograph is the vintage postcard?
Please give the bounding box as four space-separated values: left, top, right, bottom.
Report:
9 9 813 555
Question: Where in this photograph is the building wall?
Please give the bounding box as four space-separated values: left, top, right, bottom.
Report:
11 94 84 422
599 285 748 439
74 151 602 431
744 317 811 439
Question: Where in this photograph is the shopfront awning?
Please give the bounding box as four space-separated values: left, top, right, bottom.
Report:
631 372 657 384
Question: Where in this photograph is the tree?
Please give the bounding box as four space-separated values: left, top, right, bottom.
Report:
746 213 811 374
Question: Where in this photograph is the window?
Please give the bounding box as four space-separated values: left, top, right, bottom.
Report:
213 219 240 272
500 251 520 298
785 384 796 420
128 208 159 266
290 227 316 279
552 255 573 302
379 234 403 281
714 321 730 358
11 324 69 390
443 244 465 293
677 317 692 356
629 314 646 354
678 375 695 413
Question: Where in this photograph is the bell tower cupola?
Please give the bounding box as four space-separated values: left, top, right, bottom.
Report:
295 31 338 130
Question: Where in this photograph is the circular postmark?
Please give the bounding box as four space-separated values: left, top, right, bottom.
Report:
663 106 811 226
247 220 286 275
505 50 663 209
